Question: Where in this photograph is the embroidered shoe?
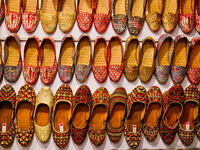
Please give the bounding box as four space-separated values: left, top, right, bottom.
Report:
162 0 178 33
111 0 128 34
58 35 75 83
71 85 92 145
187 37 200 85
178 85 199 146
22 0 39 32
195 0 200 33
4 34 22 82
40 36 57 85
75 34 92 83
0 84 16 147
128 0 146 35
159 84 184 144
142 86 162 141
124 36 140 82
0 0 5 26
195 91 200 141
15 84 35 146
23 36 40 85
53 84 73 148
34 86 53 142
179 0 195 33
107 86 127 142
107 36 124 82
88 87 109 146
155 34 174 84
139 36 156 83
5 0 21 32
0 41 3 81
92 36 108 83
124 86 147 149
171 35 189 84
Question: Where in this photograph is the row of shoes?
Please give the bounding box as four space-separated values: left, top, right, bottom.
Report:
0 84 200 148
0 0 199 34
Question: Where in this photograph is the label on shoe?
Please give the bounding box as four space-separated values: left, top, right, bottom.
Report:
60 123 63 132
133 125 137 133
2 123 6 133
186 122 190 130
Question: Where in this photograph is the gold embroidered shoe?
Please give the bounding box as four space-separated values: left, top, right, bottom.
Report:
34 86 53 142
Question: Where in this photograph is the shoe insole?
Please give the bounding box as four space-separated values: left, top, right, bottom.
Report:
141 40 155 67
61 0 75 14
54 102 70 131
94 39 106 67
0 102 12 132
25 0 37 13
17 102 32 130
60 38 74 66
127 103 145 132
72 103 89 128
131 0 144 17
180 102 197 130
41 40 55 67
158 38 172 66
189 41 200 68
109 103 125 128
8 0 21 13
79 0 92 14
149 0 160 13
125 39 138 67
77 37 91 66
182 0 193 15
164 103 181 128
25 39 38 67
91 105 107 129
163 0 177 14
114 0 126 15
173 38 187 67
35 104 49 126
42 0 56 14
145 103 161 126
96 0 109 14
110 38 122 66
6 37 19 66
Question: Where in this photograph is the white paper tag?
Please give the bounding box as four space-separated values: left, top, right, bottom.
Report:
133 125 136 133
2 123 6 133
186 122 190 130
60 123 63 132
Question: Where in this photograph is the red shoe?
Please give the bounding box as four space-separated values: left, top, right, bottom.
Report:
195 0 200 33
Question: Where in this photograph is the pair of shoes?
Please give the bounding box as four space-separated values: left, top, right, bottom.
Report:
77 0 111 33
5 0 39 32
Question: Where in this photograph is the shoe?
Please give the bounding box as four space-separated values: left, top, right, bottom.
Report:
145 0 162 32
0 41 3 81
94 0 111 33
155 34 174 84
178 85 199 146
75 34 92 83
162 0 178 33
58 35 75 83
124 36 140 82
124 86 147 149
179 0 195 33
0 0 5 26
71 85 92 145
5 0 21 32
88 87 109 146
128 0 146 35
92 36 108 83
58 0 76 32
23 36 40 85
40 0 58 33
77 0 94 32
139 36 156 83
111 0 128 34
22 0 39 32
52 84 73 148
15 84 35 146
171 35 189 84
195 91 200 141
107 35 124 82
34 86 53 142
159 84 184 144
0 84 16 147
187 37 200 85
107 86 127 142
195 0 200 33
142 86 162 141
4 34 22 82
40 36 57 85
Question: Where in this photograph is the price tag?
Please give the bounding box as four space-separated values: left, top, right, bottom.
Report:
186 122 190 130
133 125 136 133
2 123 6 133
60 123 63 132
